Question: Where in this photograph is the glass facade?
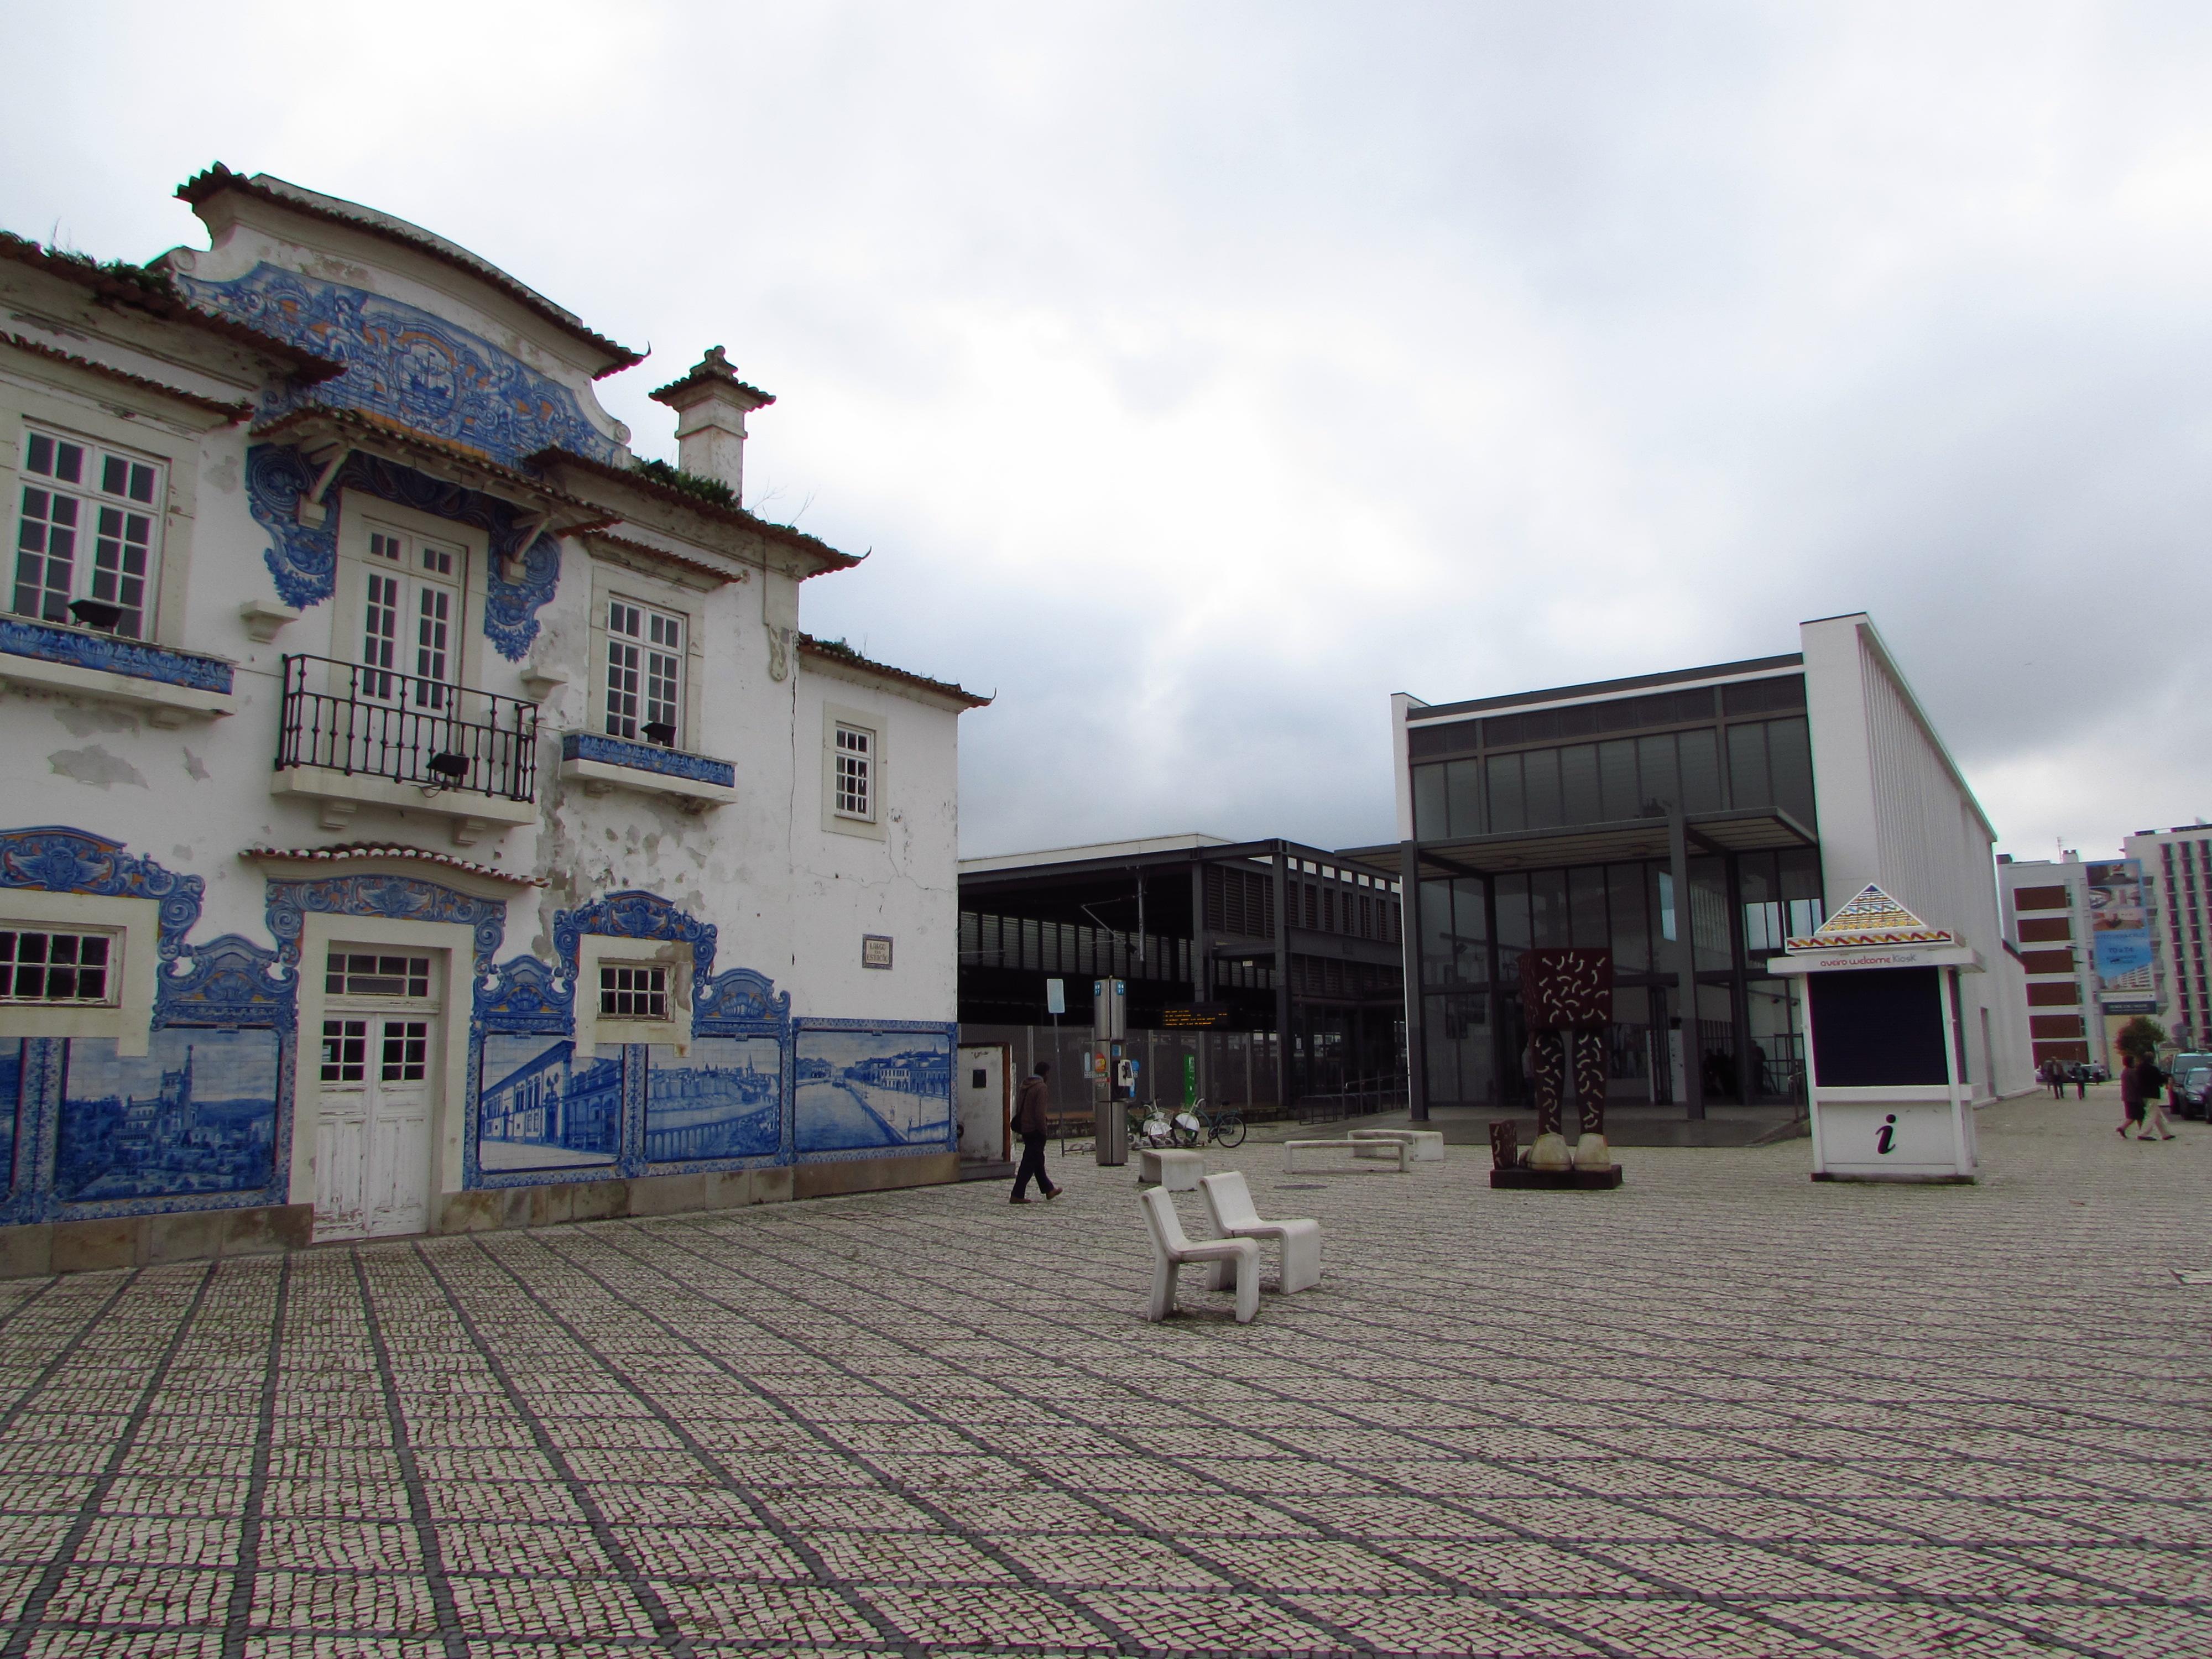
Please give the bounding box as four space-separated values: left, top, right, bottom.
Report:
1406 672 1825 1112
1410 675 1815 841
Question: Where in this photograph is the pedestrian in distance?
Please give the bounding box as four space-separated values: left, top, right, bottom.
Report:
2043 1056 2065 1099
1009 1061 1060 1203
2136 1053 2175 1141
2073 1062 2088 1100
2119 1059 2146 1137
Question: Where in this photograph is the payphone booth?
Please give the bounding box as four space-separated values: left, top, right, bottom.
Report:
1769 885 1981 1183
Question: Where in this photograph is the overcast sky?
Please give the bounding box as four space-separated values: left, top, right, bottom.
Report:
6 2 2209 864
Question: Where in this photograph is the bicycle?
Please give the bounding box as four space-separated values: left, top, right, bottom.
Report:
1167 1098 1246 1150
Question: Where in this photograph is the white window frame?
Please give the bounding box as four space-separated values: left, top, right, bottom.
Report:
12 425 168 640
0 925 122 1008
0 890 161 1053
575 935 691 1058
603 596 687 747
587 567 704 755
332 495 488 701
821 703 887 842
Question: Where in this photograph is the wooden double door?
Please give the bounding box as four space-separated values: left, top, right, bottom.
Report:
315 951 441 1240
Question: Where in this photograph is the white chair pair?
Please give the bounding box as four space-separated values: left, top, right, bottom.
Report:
1138 1172 1321 1324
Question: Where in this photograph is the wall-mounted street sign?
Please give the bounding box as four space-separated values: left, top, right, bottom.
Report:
1161 1002 1230 1029
862 935 894 969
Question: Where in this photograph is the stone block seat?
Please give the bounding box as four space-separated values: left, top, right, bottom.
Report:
1139 1187 1259 1323
1285 1138 1409 1172
1138 1147 1204 1191
1199 1171 1321 1294
1348 1129 1446 1162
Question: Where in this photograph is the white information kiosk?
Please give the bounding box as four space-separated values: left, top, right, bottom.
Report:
1770 886 1981 1182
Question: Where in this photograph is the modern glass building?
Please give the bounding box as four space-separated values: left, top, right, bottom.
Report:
1347 613 2034 1120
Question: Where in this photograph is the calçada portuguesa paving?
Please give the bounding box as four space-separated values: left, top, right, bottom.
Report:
3 1091 2209 1658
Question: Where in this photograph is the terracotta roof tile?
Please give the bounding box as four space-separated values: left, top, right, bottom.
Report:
525 447 863 575
0 331 253 421
243 843 544 885
0 229 342 382
799 633 990 709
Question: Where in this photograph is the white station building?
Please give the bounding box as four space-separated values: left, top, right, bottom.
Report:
0 166 984 1275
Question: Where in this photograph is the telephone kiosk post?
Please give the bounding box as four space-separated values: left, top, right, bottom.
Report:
1769 885 1980 1183
1093 977 1129 1167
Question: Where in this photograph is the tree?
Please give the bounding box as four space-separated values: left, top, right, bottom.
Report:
2115 1016 2168 1064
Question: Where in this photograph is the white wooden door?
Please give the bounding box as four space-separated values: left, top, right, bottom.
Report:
315 952 440 1241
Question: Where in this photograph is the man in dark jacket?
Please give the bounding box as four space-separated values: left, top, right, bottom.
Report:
1010 1062 1060 1203
2136 1055 2174 1140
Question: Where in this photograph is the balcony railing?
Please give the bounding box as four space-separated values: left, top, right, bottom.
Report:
277 654 538 802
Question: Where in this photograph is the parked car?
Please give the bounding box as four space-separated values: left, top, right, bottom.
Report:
2168 1056 2212 1119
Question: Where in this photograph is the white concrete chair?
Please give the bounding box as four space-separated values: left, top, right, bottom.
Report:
1285 1138 1409 1172
1199 1171 1321 1295
1139 1187 1259 1323
1138 1147 1204 1191
1348 1128 1446 1162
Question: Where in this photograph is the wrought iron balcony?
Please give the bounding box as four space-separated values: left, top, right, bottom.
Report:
276 654 538 804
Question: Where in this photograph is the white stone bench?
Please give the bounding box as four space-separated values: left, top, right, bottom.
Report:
1139 1187 1259 1323
1200 1171 1321 1295
1285 1138 1408 1172
1349 1128 1447 1162
1138 1147 1204 1191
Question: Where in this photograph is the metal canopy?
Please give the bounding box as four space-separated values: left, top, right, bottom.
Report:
1341 806 1815 880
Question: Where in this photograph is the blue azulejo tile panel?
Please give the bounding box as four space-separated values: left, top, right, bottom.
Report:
0 618 234 694
175 264 622 468
56 1030 278 1203
478 1035 620 1175
646 1038 780 1161
560 731 737 789
0 1040 18 1190
794 1027 954 1154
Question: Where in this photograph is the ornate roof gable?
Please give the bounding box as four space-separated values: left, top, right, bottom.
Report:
173 263 621 469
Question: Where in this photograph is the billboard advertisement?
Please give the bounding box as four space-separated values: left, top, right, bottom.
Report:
2086 859 2159 1012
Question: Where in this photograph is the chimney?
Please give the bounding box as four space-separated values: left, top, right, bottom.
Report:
648 346 775 504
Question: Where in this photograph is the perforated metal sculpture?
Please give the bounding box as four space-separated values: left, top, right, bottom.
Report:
1521 947 1614 1172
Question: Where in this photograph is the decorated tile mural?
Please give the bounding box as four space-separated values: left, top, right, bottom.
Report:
795 1027 954 1152
0 1040 18 1192
478 1036 622 1173
647 1037 781 1162
56 1030 279 1202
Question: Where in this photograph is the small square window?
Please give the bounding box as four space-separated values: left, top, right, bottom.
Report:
600 963 669 1021
0 928 115 1004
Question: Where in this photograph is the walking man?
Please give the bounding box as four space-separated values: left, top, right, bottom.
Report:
2136 1053 2176 1141
1010 1061 1060 1203
2120 1058 2146 1137
2043 1057 2065 1099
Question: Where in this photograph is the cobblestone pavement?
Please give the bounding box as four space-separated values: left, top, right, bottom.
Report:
4 1089 2210 1657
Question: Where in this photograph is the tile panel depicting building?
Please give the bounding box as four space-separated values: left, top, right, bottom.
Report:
958 834 1406 1118
0 166 987 1276
1997 852 2118 1074
1348 614 2033 1122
